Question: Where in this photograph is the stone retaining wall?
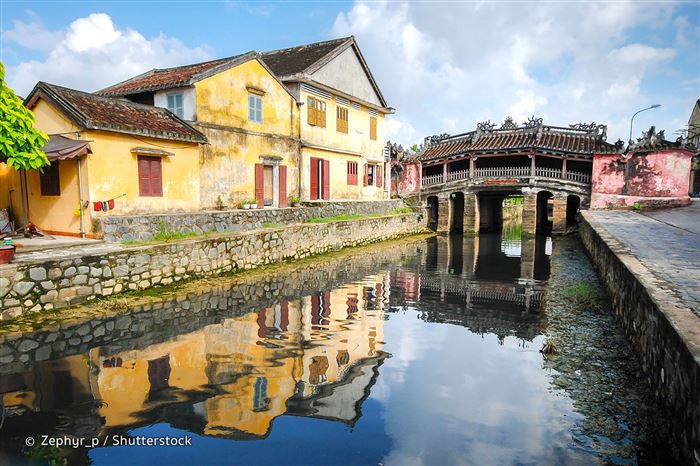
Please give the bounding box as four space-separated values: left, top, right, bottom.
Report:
579 213 699 465
96 199 406 242
0 213 426 320
0 237 425 374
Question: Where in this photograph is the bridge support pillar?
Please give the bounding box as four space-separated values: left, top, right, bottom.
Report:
552 195 567 234
521 190 538 237
463 192 479 234
437 196 450 232
520 234 536 279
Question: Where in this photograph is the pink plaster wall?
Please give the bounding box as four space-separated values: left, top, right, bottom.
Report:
393 162 421 196
591 149 692 208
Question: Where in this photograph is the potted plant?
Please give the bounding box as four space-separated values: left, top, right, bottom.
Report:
244 199 258 209
290 196 301 207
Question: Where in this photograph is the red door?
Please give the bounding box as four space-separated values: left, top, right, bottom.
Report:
322 159 330 200
310 157 319 200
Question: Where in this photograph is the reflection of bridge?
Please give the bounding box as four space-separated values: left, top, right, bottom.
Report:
415 118 621 235
420 276 544 311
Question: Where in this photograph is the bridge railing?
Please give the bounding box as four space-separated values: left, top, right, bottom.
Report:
566 171 591 184
474 166 530 178
421 167 591 186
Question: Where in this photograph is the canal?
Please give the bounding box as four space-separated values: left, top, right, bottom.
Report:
0 226 675 465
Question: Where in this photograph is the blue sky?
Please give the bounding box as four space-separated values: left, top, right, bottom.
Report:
1 1 698 145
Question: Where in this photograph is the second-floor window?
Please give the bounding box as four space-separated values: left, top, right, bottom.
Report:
248 94 262 123
308 96 326 128
369 116 377 140
166 93 183 118
337 106 348 133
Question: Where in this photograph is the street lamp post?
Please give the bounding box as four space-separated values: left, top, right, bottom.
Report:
629 104 661 145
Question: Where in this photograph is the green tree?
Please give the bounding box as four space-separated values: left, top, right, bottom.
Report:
410 143 420 153
0 62 49 170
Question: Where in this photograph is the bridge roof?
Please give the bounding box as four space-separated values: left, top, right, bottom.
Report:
418 117 622 162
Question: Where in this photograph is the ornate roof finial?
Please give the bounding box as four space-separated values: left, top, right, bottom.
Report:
523 115 543 128
476 120 496 132
500 116 518 130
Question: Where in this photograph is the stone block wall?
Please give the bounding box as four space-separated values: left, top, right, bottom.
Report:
579 213 699 465
96 199 406 242
0 213 426 319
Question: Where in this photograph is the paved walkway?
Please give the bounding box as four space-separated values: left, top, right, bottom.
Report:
587 200 700 317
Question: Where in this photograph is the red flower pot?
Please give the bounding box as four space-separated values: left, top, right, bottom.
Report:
0 245 16 264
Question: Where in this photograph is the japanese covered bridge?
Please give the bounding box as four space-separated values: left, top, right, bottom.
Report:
415 117 622 235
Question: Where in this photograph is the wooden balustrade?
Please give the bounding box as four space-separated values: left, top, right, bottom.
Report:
421 166 591 185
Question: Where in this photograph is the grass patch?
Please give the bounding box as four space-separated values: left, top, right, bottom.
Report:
393 206 413 214
561 283 598 305
262 222 283 229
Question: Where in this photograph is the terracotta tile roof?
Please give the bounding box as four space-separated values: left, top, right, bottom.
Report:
419 119 621 161
96 53 252 96
26 82 207 144
628 126 697 153
260 37 350 78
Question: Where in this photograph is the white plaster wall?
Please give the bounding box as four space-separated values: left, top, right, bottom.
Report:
310 48 382 107
154 87 197 121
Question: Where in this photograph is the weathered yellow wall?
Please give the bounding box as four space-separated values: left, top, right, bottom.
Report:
301 148 385 201
195 59 300 208
18 98 201 236
84 130 200 216
298 90 387 201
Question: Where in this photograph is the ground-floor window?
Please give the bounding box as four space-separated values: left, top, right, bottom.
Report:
347 161 358 185
310 157 330 200
137 156 163 197
40 161 60 196
364 163 383 187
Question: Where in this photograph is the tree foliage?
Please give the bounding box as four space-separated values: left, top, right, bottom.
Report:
0 62 49 170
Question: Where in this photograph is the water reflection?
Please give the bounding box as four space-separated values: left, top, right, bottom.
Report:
0 231 570 466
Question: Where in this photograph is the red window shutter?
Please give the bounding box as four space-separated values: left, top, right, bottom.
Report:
363 164 368 186
279 165 287 207
377 165 383 188
310 157 319 200
322 159 330 200
255 163 264 208
138 156 151 196
151 158 163 196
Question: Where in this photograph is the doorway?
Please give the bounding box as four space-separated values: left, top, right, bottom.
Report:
264 165 274 206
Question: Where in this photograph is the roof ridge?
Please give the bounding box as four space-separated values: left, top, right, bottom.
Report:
149 53 245 73
260 36 352 56
44 82 175 113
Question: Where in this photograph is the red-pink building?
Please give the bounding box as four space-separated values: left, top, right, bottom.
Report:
591 127 695 209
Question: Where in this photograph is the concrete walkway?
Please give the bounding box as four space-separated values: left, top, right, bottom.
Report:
586 200 700 317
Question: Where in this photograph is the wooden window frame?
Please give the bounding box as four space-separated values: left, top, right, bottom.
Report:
40 161 60 196
137 155 163 197
369 116 377 141
248 93 263 123
347 161 358 185
308 96 326 128
336 106 348 133
166 93 184 119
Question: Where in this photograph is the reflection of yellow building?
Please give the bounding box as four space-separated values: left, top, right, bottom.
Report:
0 276 389 439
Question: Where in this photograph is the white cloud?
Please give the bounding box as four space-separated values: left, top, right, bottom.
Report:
332 1 695 145
3 13 211 96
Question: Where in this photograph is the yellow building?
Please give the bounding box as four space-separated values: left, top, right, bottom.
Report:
262 36 394 201
98 53 301 209
0 82 206 237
